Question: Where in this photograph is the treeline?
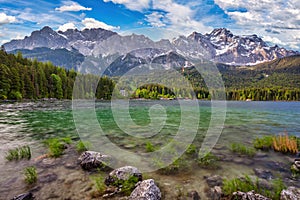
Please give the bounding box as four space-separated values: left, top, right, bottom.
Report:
0 50 114 100
130 84 300 101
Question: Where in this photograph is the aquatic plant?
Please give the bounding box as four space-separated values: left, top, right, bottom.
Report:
223 175 286 199
44 137 71 157
253 136 273 150
185 144 197 155
112 175 139 196
76 140 91 153
197 151 219 169
230 143 256 157
24 166 37 184
223 175 258 196
61 137 72 144
145 141 156 152
5 145 31 161
120 176 139 196
254 133 298 154
90 175 106 197
272 133 298 154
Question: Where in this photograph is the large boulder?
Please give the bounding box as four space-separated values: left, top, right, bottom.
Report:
129 179 161 200
78 151 111 171
280 187 300 200
232 190 271 200
105 166 142 186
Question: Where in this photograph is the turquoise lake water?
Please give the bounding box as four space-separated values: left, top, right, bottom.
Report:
0 100 299 199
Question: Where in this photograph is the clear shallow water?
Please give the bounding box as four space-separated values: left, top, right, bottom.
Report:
0 100 299 199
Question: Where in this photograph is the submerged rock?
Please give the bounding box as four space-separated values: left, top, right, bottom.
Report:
208 186 223 200
280 186 300 200
78 151 111 171
129 179 161 200
39 173 57 183
254 168 273 180
11 192 34 200
204 175 223 187
232 190 271 200
291 158 300 177
105 166 142 186
187 190 201 200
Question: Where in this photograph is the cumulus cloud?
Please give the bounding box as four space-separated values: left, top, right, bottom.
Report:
58 22 77 32
151 0 211 35
145 12 166 27
0 13 16 25
82 18 120 31
214 0 300 50
103 0 150 11
262 35 285 46
55 1 92 12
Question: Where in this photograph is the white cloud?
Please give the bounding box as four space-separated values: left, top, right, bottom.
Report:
262 35 285 46
82 18 120 31
55 1 92 12
214 0 300 50
145 12 166 27
103 0 150 11
151 0 212 35
58 22 77 32
0 13 16 25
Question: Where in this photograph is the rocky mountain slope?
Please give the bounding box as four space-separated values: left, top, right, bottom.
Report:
4 26 299 73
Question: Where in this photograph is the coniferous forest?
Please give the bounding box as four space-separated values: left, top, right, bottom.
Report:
0 48 300 101
0 49 114 100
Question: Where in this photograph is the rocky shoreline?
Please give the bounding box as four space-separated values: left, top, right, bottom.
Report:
8 144 300 200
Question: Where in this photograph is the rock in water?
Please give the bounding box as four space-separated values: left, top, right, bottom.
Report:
78 151 111 171
280 187 300 200
204 175 223 187
232 190 271 200
208 186 223 200
105 166 142 186
11 192 34 200
129 179 161 200
254 168 273 180
187 190 201 200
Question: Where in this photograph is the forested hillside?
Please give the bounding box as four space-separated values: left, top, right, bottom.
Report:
0 50 114 100
1 49 300 101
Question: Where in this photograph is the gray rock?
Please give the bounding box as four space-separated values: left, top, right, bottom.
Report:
294 161 300 169
280 186 300 200
208 186 223 200
232 190 271 200
254 168 273 180
39 173 57 183
11 192 34 200
204 175 223 187
187 190 201 200
129 179 161 200
78 151 111 171
105 166 142 186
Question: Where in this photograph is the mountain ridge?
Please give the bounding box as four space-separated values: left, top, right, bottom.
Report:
4 26 299 69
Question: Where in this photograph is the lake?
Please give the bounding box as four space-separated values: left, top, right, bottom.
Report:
0 100 299 199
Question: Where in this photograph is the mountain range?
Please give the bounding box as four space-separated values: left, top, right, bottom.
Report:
4 26 299 75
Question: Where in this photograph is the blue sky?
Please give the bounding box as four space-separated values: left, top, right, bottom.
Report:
0 0 299 50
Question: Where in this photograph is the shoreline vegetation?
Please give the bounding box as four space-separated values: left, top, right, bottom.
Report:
4 133 300 199
1 50 300 101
